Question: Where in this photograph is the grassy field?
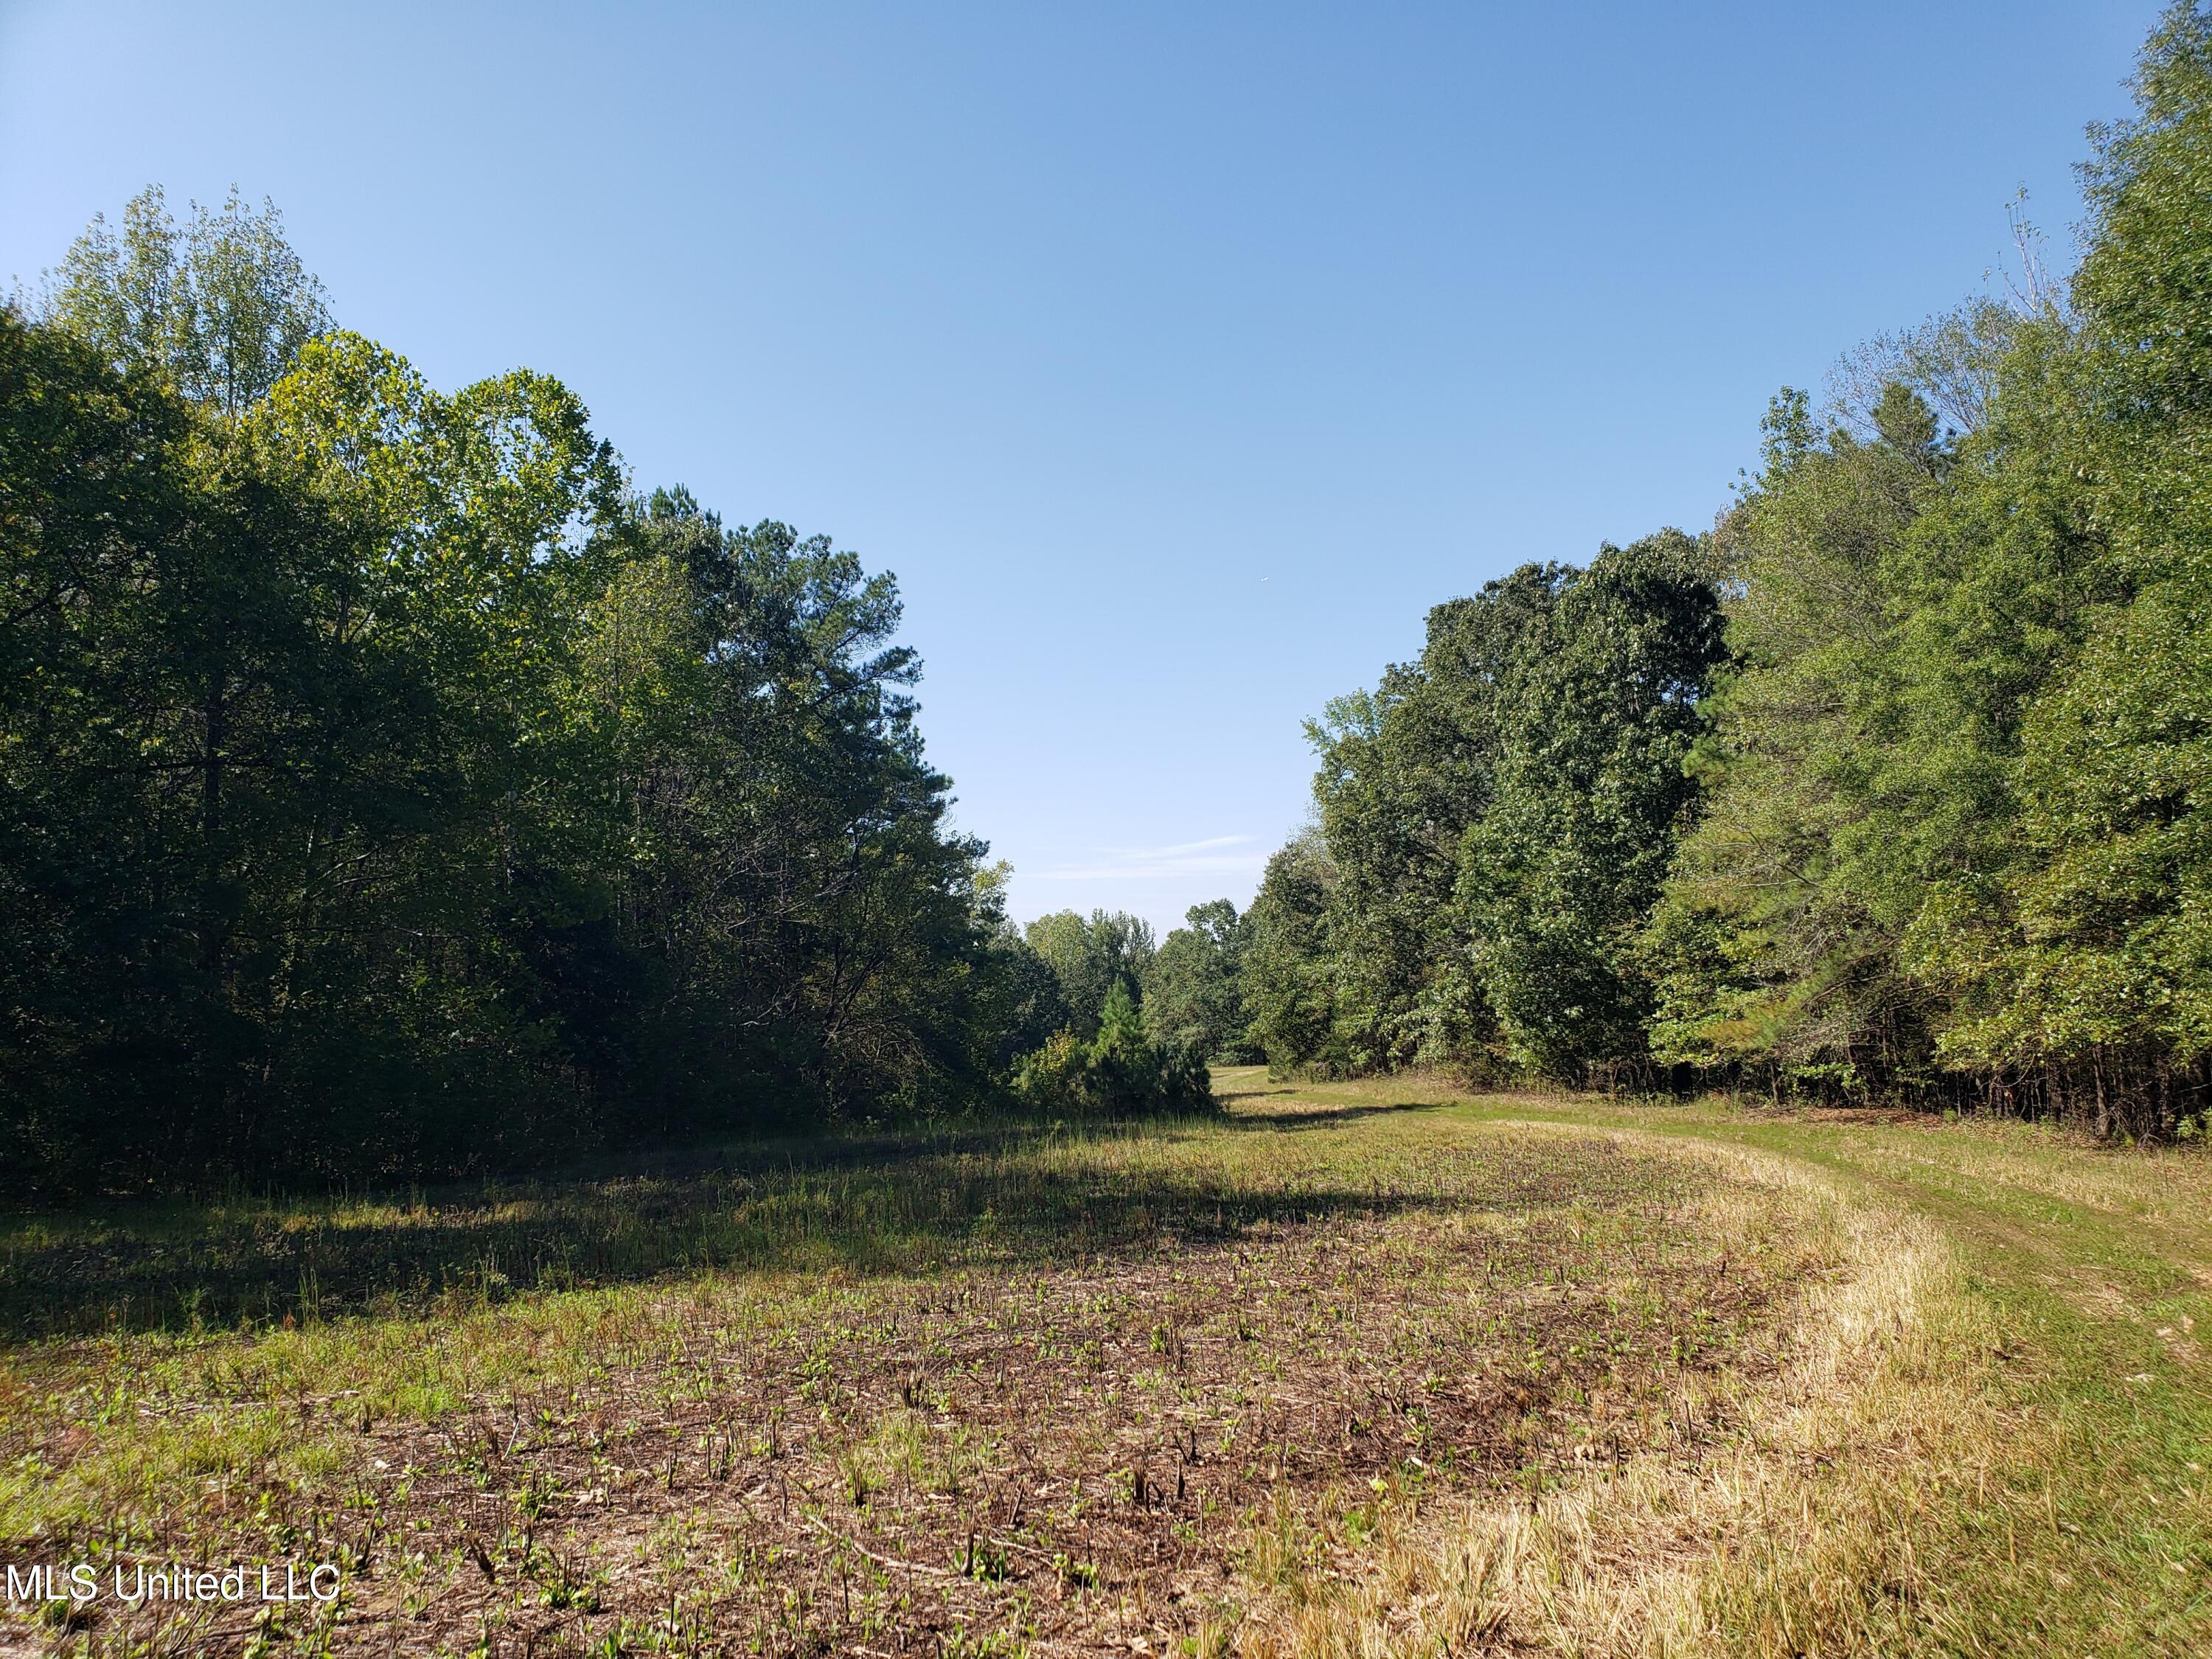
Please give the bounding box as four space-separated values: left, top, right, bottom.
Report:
0 1071 2204 1656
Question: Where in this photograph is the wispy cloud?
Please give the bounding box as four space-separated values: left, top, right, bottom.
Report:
1029 834 1268 882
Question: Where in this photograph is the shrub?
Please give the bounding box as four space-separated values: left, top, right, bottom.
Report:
1011 984 1214 1116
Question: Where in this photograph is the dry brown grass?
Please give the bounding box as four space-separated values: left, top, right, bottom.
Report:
1220 1135 1959 1656
1212 1087 2212 1658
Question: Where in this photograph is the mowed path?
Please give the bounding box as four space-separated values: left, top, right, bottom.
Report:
0 1073 2206 1655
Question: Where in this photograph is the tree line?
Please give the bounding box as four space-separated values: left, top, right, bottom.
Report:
9 4 2208 1183
1217 5 2212 1138
1 189 1209 1194
1005 902 1253 1117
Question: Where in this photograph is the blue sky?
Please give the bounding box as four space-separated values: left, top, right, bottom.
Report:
0 1 2163 935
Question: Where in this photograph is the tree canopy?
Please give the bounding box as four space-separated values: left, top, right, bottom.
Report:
1222 4 2212 1135
12 1 2212 1178
1 189 1206 1193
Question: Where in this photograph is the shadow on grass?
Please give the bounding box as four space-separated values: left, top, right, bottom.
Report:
1225 1099 1455 1133
0 1109 1545 1342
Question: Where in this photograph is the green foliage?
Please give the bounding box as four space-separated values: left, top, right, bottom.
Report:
1008 980 1213 1117
1141 899 1256 1061
44 184 331 417
1458 532 1725 1079
1651 4 2212 1130
1640 372 1975 1089
16 0 2212 1168
1262 6 2212 1132
1248 0 2212 1127
1239 831 1344 1075
1085 978 1211 1113
1290 537 1723 1085
1306 563 1565 1074
0 192 1032 1191
1906 3 2212 1121
974 925 1074 1072
1021 909 1155 1040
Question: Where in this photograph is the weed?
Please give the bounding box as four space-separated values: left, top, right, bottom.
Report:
13 1071 2162 1653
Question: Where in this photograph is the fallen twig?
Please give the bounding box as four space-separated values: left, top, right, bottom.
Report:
804 1514 961 1579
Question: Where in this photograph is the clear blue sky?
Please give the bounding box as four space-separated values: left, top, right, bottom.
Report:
0 1 2163 935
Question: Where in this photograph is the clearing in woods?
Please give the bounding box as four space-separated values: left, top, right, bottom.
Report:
0 1069 2207 1655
